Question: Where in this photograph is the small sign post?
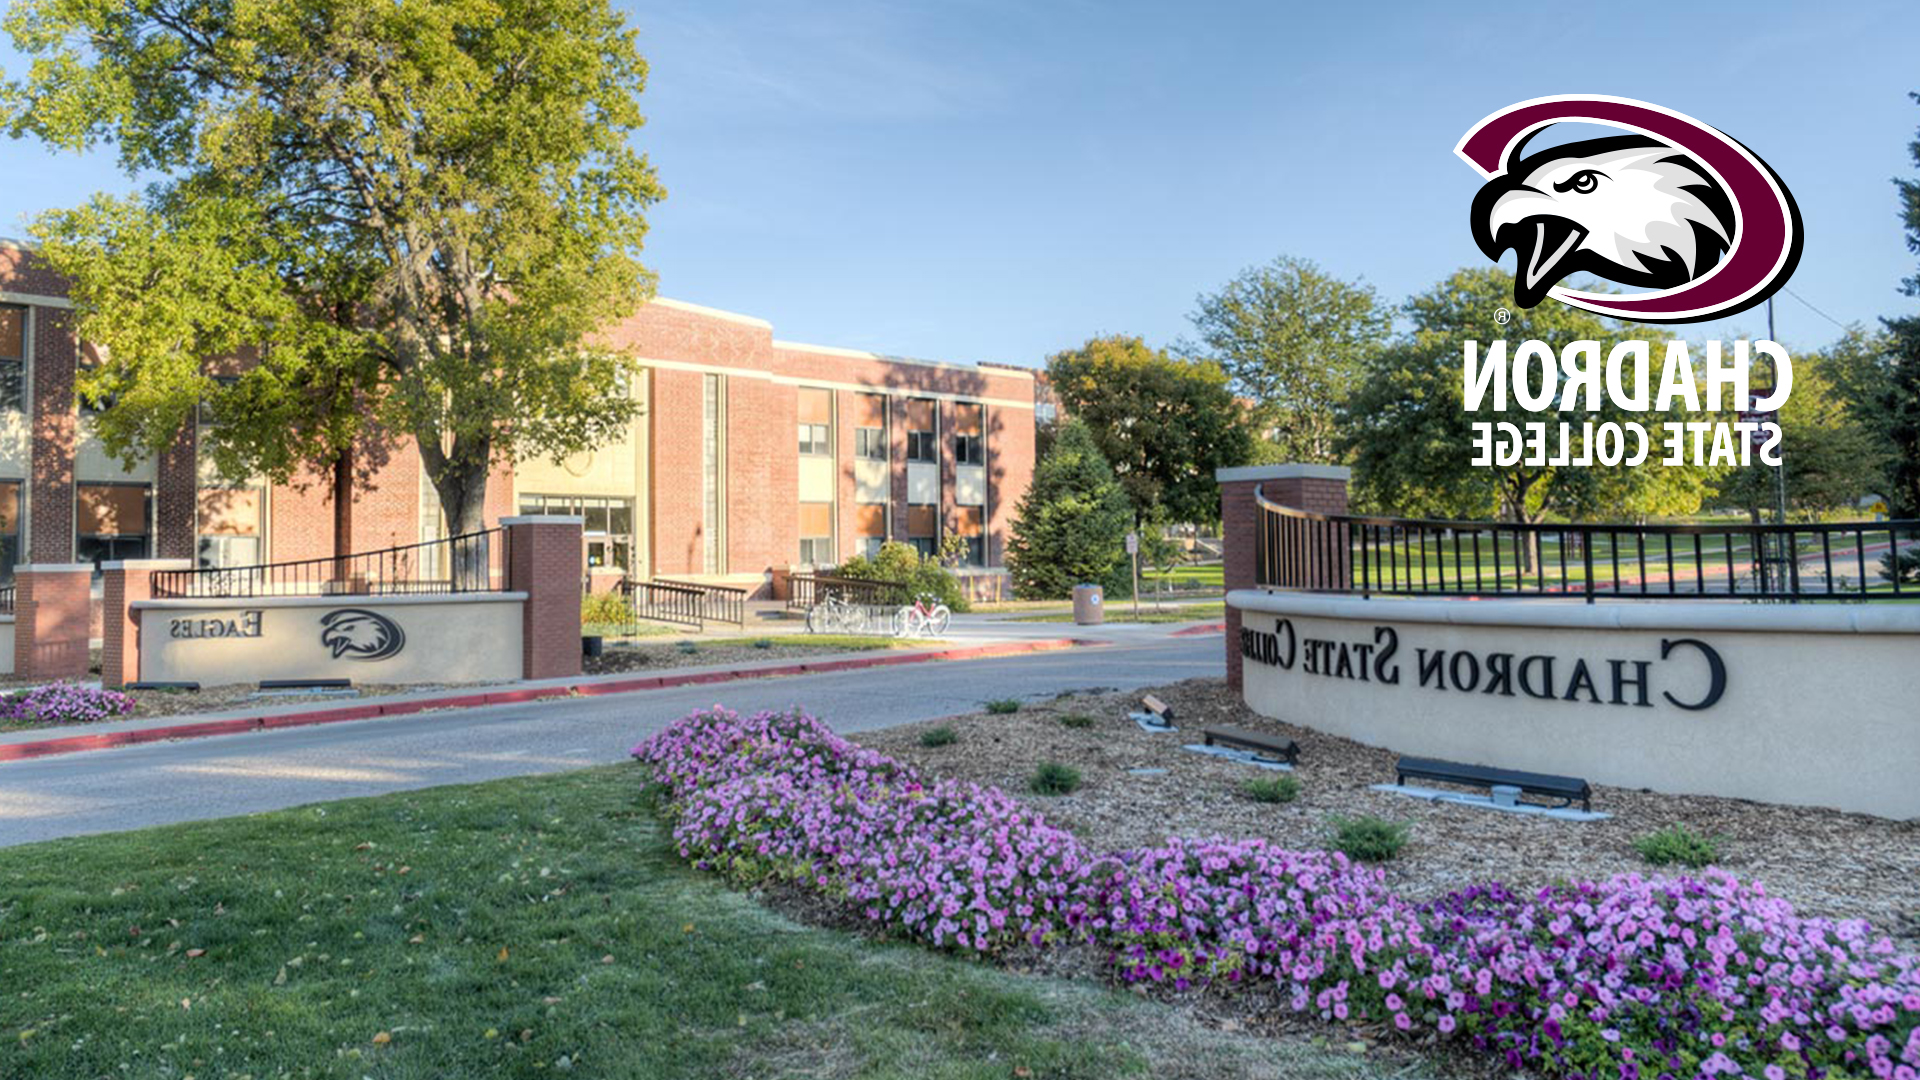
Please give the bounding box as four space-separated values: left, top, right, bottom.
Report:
1126 531 1140 618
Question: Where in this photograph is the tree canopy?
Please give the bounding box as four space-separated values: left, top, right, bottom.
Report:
1005 419 1132 599
2 0 664 538
1340 267 1716 531
1185 255 1390 464
1044 335 1251 526
1878 91 1920 517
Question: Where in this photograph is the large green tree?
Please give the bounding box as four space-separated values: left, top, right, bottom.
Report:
1005 420 1132 599
1185 255 1391 464
1880 92 1920 517
1340 268 1716 565
1044 335 1252 527
2 0 663 551
1716 341 1888 521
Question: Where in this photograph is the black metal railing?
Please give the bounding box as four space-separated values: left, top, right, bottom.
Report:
786 572 911 611
637 576 741 626
1254 484 1920 603
151 529 510 599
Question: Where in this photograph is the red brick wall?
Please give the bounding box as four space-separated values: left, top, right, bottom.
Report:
988 402 1034 567
14 566 90 678
1221 468 1350 692
648 367 705 576
508 518 582 680
727 376 794 580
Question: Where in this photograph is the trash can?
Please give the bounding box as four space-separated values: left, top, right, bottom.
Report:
1072 583 1104 626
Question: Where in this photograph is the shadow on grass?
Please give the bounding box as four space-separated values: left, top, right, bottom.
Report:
0 766 1418 1080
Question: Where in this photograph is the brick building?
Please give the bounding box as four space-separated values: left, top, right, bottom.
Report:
0 240 1039 603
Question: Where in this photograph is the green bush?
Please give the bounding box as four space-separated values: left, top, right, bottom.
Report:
1632 824 1720 868
751 638 774 649
675 640 699 655
581 591 629 627
919 725 958 748
1879 545 1920 585
1057 713 1096 729
1028 761 1082 796
1006 420 1133 599
984 698 1021 715
836 540 970 613
1330 815 1408 862
1240 775 1300 804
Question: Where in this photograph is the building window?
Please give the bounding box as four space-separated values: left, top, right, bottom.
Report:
703 373 727 574
906 502 937 558
198 373 241 427
855 427 886 460
798 501 833 566
954 403 984 466
853 393 886 461
798 386 833 456
952 506 985 567
197 486 263 568
519 494 635 574
0 305 23 413
77 482 152 570
854 504 886 561
905 398 936 463
0 481 19 582
77 343 117 416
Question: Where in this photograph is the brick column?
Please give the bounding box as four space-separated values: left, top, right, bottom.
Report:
1216 465 1350 693
155 426 199 560
13 563 93 680
505 515 583 681
100 559 192 690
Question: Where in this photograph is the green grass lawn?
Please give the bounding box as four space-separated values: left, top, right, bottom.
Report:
1142 564 1224 590
1013 602 1226 625
0 768 1392 1080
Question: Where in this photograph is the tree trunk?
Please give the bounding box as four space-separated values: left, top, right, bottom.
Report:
331 448 354 568
420 437 494 590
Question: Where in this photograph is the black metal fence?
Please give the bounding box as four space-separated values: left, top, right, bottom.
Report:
785 572 911 611
151 529 510 599
623 577 746 629
1255 484 1920 603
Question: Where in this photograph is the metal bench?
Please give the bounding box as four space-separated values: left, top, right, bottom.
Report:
1394 755 1592 812
1201 726 1299 765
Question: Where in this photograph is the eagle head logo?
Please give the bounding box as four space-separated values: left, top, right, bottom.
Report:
1472 133 1735 309
1456 96 1802 324
318 609 406 662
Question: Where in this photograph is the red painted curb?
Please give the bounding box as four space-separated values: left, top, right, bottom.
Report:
1171 622 1227 636
0 637 1097 763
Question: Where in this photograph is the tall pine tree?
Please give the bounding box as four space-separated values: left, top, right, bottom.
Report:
1884 92 1920 517
1006 420 1133 599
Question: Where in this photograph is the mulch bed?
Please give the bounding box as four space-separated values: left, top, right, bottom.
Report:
854 677 1920 943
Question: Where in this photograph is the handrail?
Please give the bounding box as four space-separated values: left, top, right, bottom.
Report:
1253 483 1919 603
151 528 510 599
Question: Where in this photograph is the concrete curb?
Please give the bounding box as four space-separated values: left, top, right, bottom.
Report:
0 638 1102 763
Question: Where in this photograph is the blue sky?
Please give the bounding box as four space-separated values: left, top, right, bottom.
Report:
2 0 1915 365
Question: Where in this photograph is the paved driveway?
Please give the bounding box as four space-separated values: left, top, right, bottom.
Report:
0 635 1221 847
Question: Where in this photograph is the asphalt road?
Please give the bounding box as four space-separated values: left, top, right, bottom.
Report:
0 635 1220 847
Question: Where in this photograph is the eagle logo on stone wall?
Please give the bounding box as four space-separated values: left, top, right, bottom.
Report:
319 609 407 662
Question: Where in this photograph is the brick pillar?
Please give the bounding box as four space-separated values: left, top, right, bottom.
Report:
100 559 192 690
29 309 78 565
1216 465 1350 692
505 515 583 681
14 563 93 680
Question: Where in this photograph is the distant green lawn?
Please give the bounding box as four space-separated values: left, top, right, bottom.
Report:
1142 563 1224 589
0 767 1386 1080
1014 602 1226 624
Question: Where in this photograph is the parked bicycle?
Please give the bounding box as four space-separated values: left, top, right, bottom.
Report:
805 590 870 635
895 593 952 638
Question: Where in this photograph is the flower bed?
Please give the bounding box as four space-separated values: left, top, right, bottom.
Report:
634 707 1920 1080
0 681 134 725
